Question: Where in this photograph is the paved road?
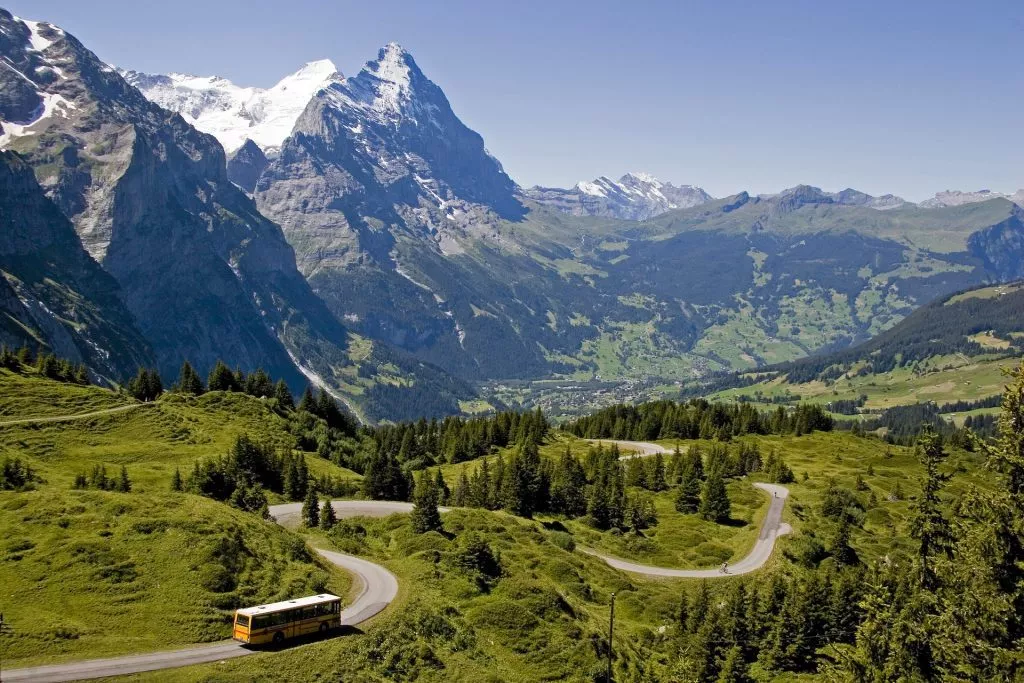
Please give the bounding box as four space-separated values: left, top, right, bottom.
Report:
580 482 792 577
4 503 402 682
5 445 786 680
0 403 144 427
585 438 676 459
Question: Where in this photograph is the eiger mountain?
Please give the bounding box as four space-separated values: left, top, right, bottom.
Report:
0 10 472 421
6 7 1024 418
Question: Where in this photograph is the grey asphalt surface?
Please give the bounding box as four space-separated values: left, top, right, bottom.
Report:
580 482 792 577
4 502 403 682
585 438 682 459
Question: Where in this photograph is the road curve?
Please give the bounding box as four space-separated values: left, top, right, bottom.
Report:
585 438 675 459
4 503 401 682
581 482 792 578
0 403 144 427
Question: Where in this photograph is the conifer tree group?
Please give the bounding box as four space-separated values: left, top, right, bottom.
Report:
127 367 163 401
410 470 444 533
73 464 132 492
0 345 90 385
564 398 834 442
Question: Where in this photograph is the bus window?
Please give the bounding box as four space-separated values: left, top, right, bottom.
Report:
252 615 269 630
236 614 250 628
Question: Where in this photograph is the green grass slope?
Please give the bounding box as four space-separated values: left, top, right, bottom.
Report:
706 280 1024 414
0 490 351 667
0 372 360 492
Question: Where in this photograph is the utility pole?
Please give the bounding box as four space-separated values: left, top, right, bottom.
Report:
607 592 616 683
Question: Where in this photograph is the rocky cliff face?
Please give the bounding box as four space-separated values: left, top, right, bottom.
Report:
0 150 153 378
967 208 1024 280
0 10 473 420
227 139 269 193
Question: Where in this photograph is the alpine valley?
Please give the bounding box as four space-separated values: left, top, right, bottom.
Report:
4 8 1024 421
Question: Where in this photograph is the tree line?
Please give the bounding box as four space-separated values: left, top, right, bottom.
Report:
364 408 549 468
0 345 90 385
562 399 834 442
838 401 997 445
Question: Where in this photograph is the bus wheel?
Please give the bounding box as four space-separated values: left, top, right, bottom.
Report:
272 631 284 645
319 622 330 634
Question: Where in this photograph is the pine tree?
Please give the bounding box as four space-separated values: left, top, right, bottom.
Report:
716 645 750 683
298 386 317 413
410 471 443 533
245 368 273 398
910 428 952 589
320 498 337 530
454 467 470 507
117 465 131 493
170 467 183 492
274 380 295 411
301 486 320 528
207 360 237 392
675 462 702 513
177 361 204 395
687 581 711 634
831 517 858 566
625 456 648 488
434 468 450 506
550 447 587 517
699 472 731 523
648 452 667 491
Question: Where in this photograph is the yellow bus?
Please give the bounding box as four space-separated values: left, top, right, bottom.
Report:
232 593 341 645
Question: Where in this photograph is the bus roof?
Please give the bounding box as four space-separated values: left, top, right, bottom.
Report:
236 594 341 617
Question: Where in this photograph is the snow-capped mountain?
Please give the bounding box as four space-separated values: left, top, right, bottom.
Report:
522 172 713 221
123 60 342 153
921 189 1024 209
255 41 522 270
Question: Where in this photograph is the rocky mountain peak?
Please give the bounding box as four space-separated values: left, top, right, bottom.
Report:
319 42 441 128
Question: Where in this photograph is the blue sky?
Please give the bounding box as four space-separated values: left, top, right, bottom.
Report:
14 0 1024 200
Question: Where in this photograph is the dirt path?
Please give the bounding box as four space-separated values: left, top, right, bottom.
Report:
0 403 144 427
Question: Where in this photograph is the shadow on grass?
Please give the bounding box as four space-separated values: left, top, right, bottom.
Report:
244 624 364 652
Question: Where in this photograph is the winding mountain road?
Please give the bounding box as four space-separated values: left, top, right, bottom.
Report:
585 438 791 575
580 482 792 577
5 442 790 681
4 503 400 683
586 438 673 458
